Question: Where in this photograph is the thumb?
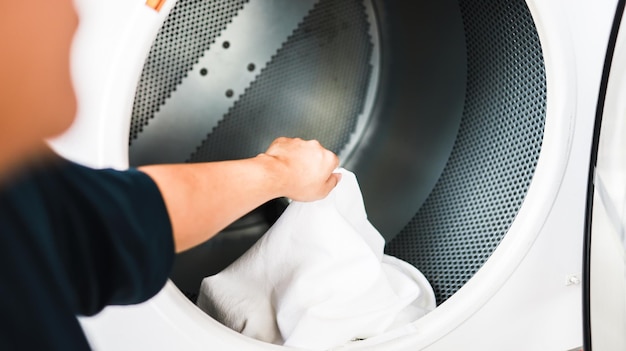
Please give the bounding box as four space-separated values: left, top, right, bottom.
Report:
324 172 342 192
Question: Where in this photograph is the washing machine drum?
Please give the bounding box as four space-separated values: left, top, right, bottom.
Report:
129 0 546 306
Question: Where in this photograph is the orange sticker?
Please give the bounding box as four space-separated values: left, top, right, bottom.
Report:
146 0 166 12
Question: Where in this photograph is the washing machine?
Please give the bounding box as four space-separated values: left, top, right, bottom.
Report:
48 0 625 349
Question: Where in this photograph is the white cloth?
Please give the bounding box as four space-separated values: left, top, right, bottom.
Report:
197 169 435 350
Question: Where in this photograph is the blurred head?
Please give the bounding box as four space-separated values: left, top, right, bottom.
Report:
0 1 78 176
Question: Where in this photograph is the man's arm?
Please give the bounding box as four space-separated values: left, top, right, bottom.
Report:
139 137 341 252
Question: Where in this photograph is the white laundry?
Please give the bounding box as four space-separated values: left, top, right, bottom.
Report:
197 169 436 350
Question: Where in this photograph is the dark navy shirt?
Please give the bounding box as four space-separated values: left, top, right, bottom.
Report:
0 157 174 350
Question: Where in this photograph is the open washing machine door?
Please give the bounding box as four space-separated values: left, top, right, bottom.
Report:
583 0 626 349
49 0 620 349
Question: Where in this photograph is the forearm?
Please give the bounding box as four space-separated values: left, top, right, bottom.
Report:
139 155 281 253
139 137 340 253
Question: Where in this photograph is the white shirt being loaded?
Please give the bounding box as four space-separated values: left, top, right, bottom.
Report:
197 169 436 350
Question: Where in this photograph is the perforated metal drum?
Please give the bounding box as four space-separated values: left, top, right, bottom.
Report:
129 0 545 307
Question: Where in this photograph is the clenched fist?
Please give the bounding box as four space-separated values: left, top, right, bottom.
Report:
259 137 341 202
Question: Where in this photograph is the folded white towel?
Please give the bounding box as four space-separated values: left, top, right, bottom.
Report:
197 169 435 350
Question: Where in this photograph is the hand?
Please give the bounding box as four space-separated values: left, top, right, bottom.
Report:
259 137 341 202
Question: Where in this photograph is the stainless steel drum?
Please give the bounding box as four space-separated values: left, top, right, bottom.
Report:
128 0 546 306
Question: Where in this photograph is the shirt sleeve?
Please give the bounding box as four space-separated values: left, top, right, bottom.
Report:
0 156 175 349
0 155 174 315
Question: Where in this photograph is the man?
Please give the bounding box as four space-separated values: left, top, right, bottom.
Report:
0 1 341 349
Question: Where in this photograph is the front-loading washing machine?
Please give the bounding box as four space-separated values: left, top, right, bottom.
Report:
49 0 625 349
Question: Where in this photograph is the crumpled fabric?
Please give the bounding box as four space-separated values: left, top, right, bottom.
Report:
197 169 435 350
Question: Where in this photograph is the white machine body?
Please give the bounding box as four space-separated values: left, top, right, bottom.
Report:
49 0 620 349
